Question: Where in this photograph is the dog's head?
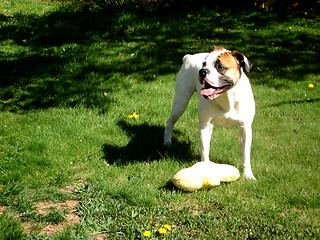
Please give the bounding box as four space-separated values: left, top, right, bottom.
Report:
199 46 252 100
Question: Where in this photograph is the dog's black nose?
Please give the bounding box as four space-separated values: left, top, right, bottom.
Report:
199 69 209 79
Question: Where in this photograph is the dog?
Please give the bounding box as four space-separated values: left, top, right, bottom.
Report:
164 46 256 180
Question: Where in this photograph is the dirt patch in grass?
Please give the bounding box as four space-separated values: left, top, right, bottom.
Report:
24 199 81 235
29 184 81 235
0 184 86 236
93 233 107 240
0 206 7 214
25 184 82 235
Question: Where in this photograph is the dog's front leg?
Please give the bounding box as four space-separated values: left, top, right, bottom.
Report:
199 122 213 162
240 125 256 180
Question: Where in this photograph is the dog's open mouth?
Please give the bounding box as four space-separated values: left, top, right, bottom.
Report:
200 81 232 99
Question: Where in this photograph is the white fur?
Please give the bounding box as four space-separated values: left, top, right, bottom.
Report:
164 50 256 180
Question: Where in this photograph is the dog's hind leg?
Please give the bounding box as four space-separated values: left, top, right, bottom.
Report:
164 72 196 146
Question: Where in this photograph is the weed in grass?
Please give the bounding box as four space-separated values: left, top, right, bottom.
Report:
0 181 26 205
43 207 68 224
12 197 35 214
0 212 27 240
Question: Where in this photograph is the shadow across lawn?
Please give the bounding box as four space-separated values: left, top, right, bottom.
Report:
0 9 187 111
102 120 240 166
102 120 196 165
0 5 319 112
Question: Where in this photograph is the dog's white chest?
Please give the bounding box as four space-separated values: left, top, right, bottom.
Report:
199 89 244 128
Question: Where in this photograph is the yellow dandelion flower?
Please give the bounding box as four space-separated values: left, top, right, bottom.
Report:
308 83 314 88
288 27 292 30
128 112 139 119
133 113 139 118
164 224 171 231
155 224 159 227
143 231 151 237
158 228 167 234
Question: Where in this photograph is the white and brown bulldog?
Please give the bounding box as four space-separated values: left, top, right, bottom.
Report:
164 46 256 179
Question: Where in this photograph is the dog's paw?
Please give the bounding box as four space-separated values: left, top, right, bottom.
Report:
244 171 256 180
163 139 172 146
243 166 256 180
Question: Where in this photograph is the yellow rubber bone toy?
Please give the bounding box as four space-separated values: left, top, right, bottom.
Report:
172 161 240 191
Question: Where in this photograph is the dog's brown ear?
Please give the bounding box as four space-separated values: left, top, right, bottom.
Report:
213 45 225 51
231 51 252 72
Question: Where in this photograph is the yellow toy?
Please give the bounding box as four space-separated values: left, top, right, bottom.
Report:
172 161 240 191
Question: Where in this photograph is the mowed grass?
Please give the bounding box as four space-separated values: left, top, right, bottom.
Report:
0 0 319 239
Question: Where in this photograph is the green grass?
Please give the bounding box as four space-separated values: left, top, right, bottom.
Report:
0 0 319 239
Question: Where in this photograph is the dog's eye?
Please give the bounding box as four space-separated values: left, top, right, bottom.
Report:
215 61 227 72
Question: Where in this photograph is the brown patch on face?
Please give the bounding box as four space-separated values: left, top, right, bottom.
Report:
216 52 241 84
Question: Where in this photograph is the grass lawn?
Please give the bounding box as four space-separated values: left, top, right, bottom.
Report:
0 0 319 239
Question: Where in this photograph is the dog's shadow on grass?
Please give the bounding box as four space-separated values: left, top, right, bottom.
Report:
102 120 195 165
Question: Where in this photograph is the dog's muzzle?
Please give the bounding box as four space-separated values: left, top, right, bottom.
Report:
199 68 233 100
199 69 210 84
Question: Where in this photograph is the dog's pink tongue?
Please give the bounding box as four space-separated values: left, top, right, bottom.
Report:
200 88 215 97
